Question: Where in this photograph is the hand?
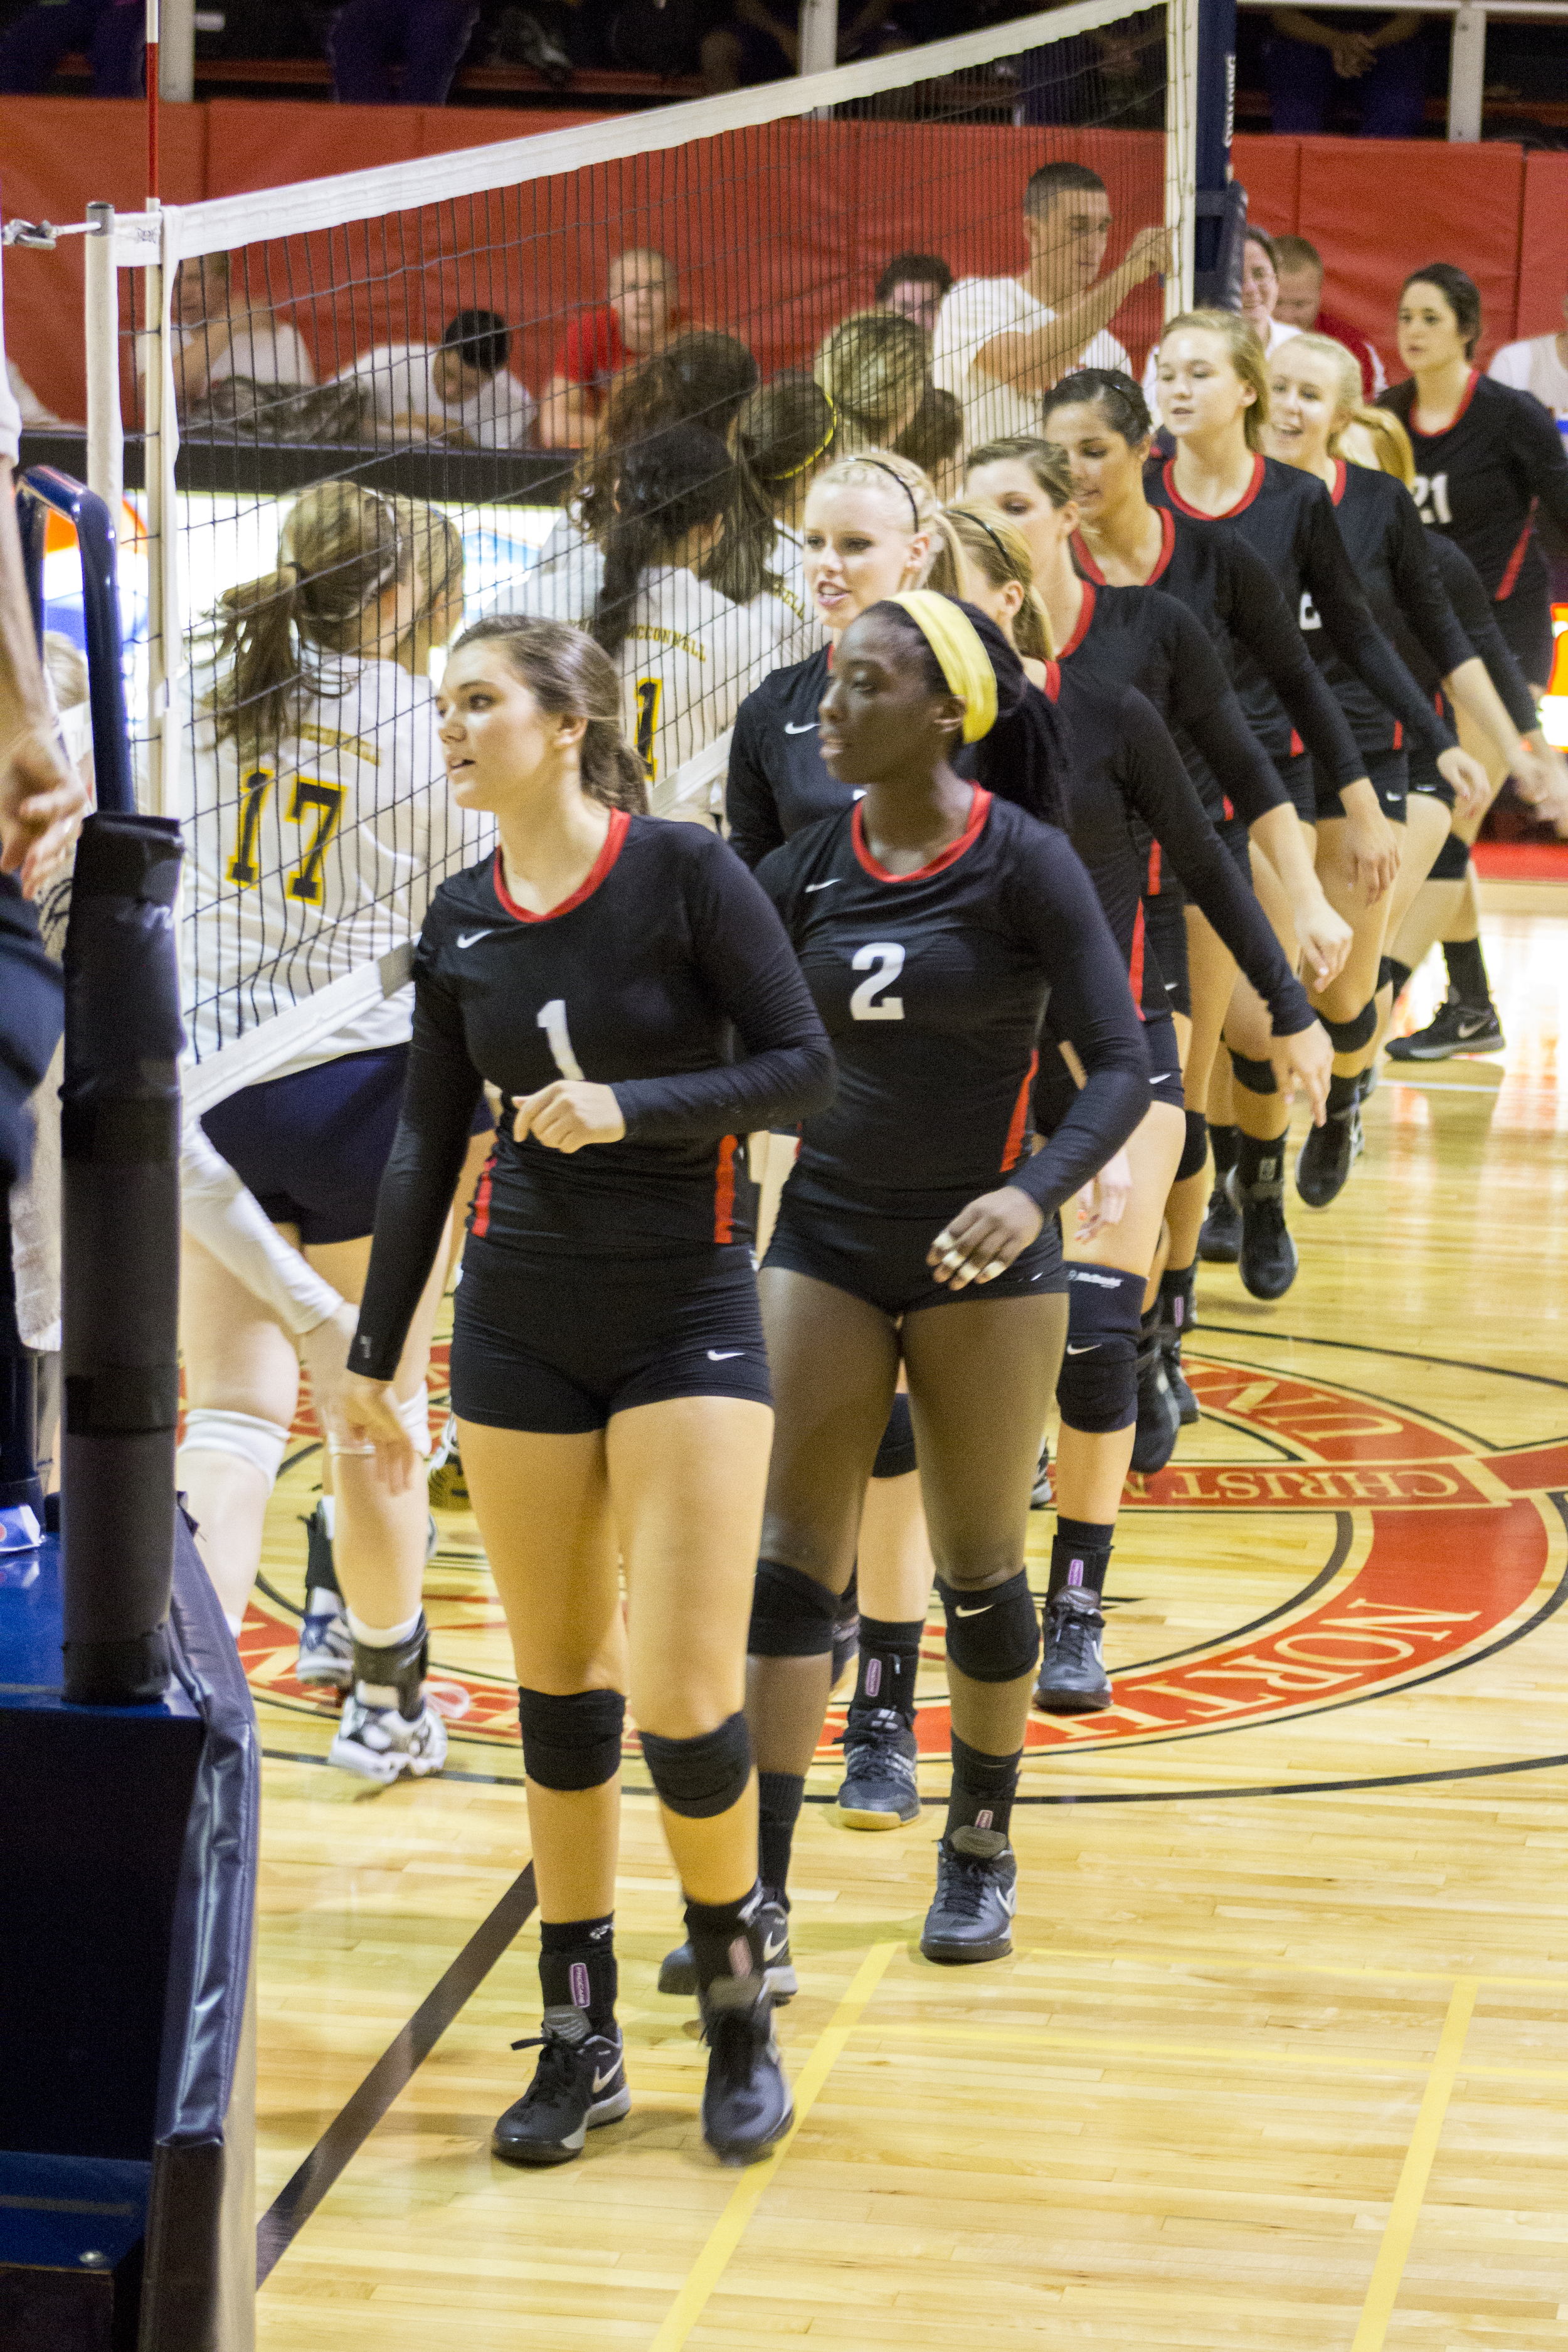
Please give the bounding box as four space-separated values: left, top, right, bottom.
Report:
298 1301 358 1446
1271 1020 1332 1127
1292 889 1353 988
928 1187 1044 1290
1330 31 1375 73
0 723 89 898
1511 736 1568 824
1125 225 1175 282
512 1081 626 1153
338 1370 420 1495
1075 1149 1132 1242
1436 744 1491 822
1342 798 1400 904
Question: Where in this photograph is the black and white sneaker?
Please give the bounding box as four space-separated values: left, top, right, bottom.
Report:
836 1707 921 1829
1130 1335 1181 1475
1229 1160 1298 1301
491 2009 629 2166
699 1979 793 2165
296 1503 351 1692
1034 1587 1111 1715
1029 1441 1053 1509
920 1828 1018 1964
658 1894 797 2003
1197 1177 1241 1264
1295 1102 1364 1209
1386 998 1505 1062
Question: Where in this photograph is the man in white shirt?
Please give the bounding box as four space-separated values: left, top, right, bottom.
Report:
1490 285 1568 423
933 162 1171 451
344 308 535 451
139 252 315 417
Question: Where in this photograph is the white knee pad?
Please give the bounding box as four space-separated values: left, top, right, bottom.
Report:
177 1408 290 1488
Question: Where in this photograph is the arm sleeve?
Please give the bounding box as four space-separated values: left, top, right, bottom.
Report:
1118 690 1315 1035
610 842 835 1142
349 938 487 1382
1221 536 1371 788
1302 493 1455 753
1162 603 1288 825
181 1123 346 1338
1515 387 1568 561
724 694 787 868
1001 830 1152 1214
1386 492 1475 680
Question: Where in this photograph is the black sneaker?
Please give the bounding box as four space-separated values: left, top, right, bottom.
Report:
1386 999 1504 1062
1357 1062 1379 1106
836 1707 921 1829
1029 1441 1053 1509
1162 1332 1200 1425
920 1827 1018 1964
658 1895 797 2003
1229 1162 1298 1301
1295 1103 1364 1209
700 1979 793 2164
491 2010 629 2166
1034 1587 1111 1715
1197 1177 1241 1263
1130 1337 1181 1475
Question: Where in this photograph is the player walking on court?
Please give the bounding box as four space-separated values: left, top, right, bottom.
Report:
341 617 834 2168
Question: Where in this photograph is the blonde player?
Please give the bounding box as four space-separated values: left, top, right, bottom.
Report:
178 482 490 1782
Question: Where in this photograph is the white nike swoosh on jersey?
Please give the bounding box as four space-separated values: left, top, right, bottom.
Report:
784 721 818 734
805 879 839 892
954 1602 993 1618
591 2067 620 2095
456 930 497 950
1150 1072 1175 1083
707 1349 744 1361
1065 1343 1100 1355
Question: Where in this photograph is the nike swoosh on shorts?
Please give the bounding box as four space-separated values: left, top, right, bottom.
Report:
707 1349 744 1361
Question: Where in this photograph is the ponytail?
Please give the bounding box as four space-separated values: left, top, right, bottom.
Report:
588 421 734 662
946 502 1054 662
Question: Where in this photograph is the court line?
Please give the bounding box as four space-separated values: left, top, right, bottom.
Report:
647 1941 898 2352
1350 1977 1478 2352
1119 1514 1353 1673
1198 1322 1568 1396
255 1859 537 2288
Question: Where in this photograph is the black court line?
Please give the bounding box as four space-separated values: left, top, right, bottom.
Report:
255 1860 537 2287
1117 1513 1353 1674
1199 1321 1568 1395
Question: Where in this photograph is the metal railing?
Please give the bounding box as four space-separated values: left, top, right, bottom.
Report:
1237 0 1568 142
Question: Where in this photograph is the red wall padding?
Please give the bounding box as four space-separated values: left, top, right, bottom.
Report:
0 97 1551 428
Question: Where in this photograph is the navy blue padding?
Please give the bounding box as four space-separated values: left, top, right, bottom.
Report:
0 2150 148 2269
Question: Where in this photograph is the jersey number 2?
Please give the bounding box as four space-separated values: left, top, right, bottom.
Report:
633 678 662 782
849 941 906 1020
536 999 585 1080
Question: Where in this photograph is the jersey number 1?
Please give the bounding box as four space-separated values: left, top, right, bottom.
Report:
849 941 906 1020
536 999 585 1079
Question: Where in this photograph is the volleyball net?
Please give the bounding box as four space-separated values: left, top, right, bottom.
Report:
108 0 1195 1108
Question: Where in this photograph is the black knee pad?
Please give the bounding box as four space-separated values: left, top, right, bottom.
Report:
1380 955 1412 998
1319 1000 1377 1054
1176 1108 1208 1183
1058 1264 1141 1434
939 1569 1041 1683
1430 833 1470 881
640 1710 753 1818
1229 1052 1279 1096
871 1392 916 1480
517 1685 626 1791
748 1556 839 1658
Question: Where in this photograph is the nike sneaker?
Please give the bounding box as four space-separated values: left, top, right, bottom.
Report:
920 1827 1018 1964
835 1707 921 1828
491 2010 629 2166
1385 999 1505 1061
658 1894 797 2002
699 1979 793 2165
1034 1587 1111 1715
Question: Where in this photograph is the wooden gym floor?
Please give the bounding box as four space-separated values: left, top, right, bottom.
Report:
245 899 1568 2352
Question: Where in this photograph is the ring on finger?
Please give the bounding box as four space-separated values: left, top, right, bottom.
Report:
978 1259 1007 1281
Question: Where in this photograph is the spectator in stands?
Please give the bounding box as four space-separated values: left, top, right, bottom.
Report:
0 0 143 96
1490 281 1568 423
139 253 315 421
1263 7 1425 138
933 162 1170 452
328 0 480 104
344 310 534 450
539 250 681 450
876 253 953 338
815 310 931 453
1272 233 1385 396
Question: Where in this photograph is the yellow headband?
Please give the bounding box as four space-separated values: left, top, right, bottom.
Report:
889 591 997 743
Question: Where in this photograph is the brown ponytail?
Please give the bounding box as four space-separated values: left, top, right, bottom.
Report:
452 616 649 815
946 502 1054 661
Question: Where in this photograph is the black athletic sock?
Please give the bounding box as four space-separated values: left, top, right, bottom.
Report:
1208 1123 1238 1187
1325 1070 1360 1118
684 1882 765 1993
852 1615 923 1720
539 1915 617 2037
1236 1129 1288 1194
1158 1261 1196 1340
756 1770 805 1901
946 1732 1022 1843
1443 936 1490 1008
1048 1516 1113 1603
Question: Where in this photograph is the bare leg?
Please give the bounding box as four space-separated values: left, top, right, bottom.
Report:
177 1233 301 1626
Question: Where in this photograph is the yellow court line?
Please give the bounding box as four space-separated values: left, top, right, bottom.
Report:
647 1941 899 2352
1351 1976 1478 2352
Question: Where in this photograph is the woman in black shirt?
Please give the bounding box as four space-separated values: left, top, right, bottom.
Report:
340 617 834 2171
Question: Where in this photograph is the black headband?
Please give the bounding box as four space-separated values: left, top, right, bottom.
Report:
857 456 922 531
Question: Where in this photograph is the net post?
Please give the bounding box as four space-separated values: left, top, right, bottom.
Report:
1164 0 1199 319
798 0 838 81
1190 0 1236 305
159 0 194 102
84 204 123 517
142 203 181 822
1448 2 1485 138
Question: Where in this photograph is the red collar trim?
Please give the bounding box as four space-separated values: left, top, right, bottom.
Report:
1071 529 1105 585
1330 457 1348 506
1162 450 1266 520
492 807 630 924
1042 660 1061 704
852 787 990 882
1071 508 1174 588
1058 578 1095 662
1413 368 1479 437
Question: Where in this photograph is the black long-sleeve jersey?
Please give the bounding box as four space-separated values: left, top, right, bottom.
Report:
1147 454 1456 760
755 789 1150 1224
1379 371 1568 606
1387 529 1539 736
1073 506 1369 787
1300 461 1474 757
1051 665 1313 1036
351 813 834 1377
727 648 839 867
1058 578 1288 829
